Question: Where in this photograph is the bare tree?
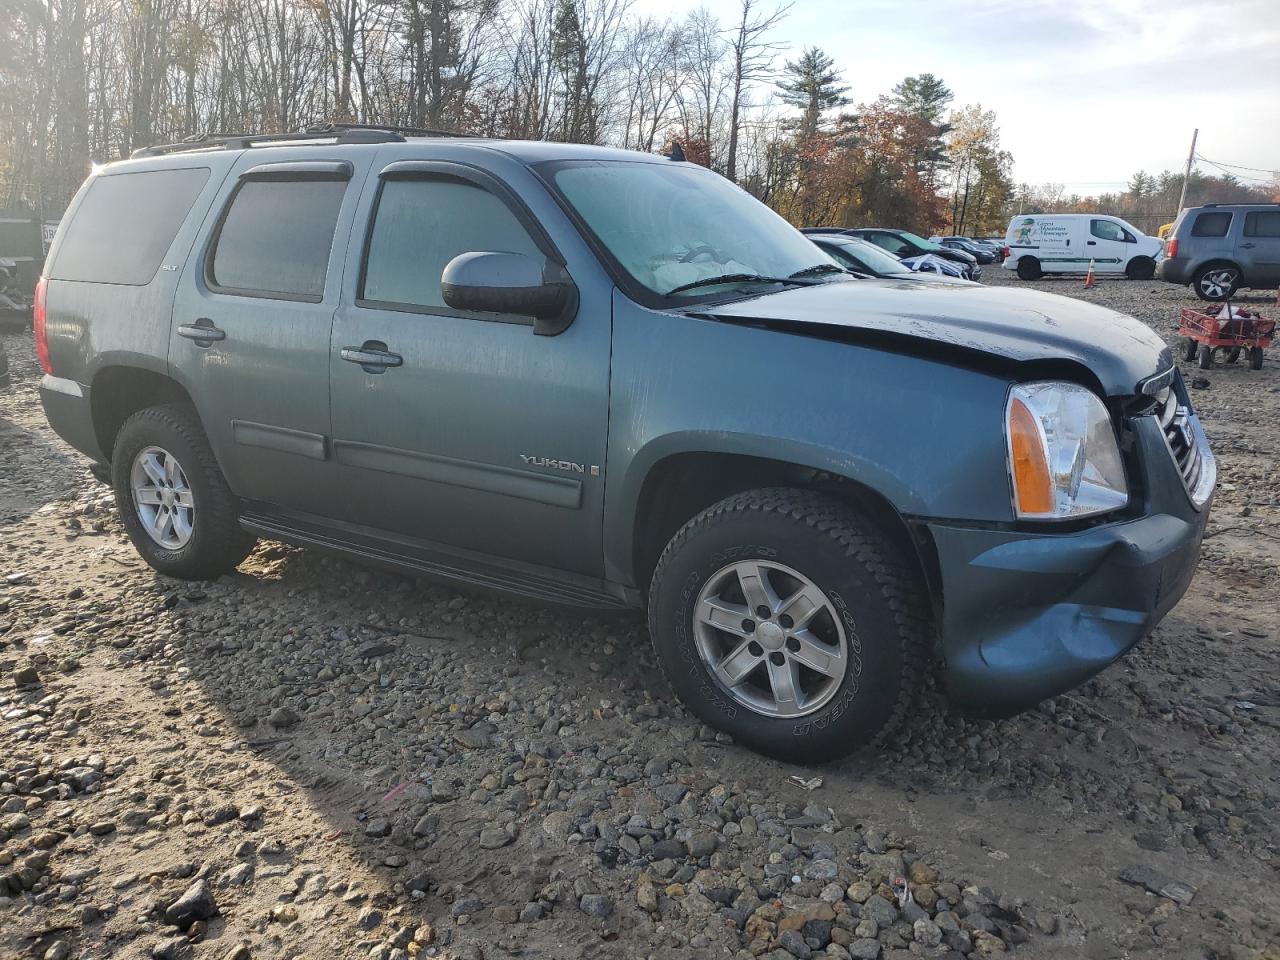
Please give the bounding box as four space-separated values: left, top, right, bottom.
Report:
723 0 786 182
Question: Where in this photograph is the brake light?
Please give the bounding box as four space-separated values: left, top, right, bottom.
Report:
34 277 51 374
1002 246 1010 260
1168 238 1178 259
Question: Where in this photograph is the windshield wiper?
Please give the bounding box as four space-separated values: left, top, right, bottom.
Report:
789 263 845 278
664 273 816 296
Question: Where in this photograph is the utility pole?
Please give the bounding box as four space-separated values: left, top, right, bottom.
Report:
1176 128 1198 214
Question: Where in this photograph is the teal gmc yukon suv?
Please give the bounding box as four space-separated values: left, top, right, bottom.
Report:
37 125 1214 762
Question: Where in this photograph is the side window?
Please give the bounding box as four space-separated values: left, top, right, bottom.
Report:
50 168 210 285
209 178 347 300
1090 219 1127 242
1244 211 1280 238
1191 211 1232 237
360 177 542 312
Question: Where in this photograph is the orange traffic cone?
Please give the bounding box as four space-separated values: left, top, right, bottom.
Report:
1084 259 1097 289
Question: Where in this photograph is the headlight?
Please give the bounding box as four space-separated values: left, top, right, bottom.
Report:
1005 381 1128 519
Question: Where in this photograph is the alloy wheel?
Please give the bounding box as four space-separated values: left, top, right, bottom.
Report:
693 560 849 718
130 445 195 550
1199 268 1238 299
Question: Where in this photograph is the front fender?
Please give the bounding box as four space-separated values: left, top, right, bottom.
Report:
603 293 1017 586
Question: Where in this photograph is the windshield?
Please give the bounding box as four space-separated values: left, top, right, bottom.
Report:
900 230 943 251
548 160 835 299
831 238 911 275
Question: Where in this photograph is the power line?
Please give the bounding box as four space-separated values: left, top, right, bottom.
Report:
1195 154 1279 177
1196 156 1278 184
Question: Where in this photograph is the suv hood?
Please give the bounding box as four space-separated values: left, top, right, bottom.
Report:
698 280 1171 396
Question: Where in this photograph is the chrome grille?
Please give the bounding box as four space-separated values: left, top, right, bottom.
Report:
1152 384 1204 497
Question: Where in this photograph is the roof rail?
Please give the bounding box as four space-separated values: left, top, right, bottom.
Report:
129 121 473 159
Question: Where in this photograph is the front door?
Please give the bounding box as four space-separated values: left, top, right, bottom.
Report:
171 155 370 515
1087 218 1129 273
327 161 611 576
1240 210 1280 285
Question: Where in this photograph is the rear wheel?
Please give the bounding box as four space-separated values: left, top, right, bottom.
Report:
1125 257 1156 280
1182 337 1198 361
111 404 256 579
1016 257 1042 281
1197 344 1214 369
1194 264 1240 301
1225 346 1242 364
1250 347 1265 370
647 488 931 763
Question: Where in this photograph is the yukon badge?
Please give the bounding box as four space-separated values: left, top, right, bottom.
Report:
521 455 600 477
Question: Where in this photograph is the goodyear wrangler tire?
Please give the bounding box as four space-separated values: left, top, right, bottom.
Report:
647 488 931 763
111 403 256 580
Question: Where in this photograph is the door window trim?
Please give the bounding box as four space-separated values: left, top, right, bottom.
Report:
354 160 567 325
203 163 353 303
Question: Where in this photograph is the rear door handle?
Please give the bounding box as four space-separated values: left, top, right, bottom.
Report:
341 341 403 374
177 318 225 345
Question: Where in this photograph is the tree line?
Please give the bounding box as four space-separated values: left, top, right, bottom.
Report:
2 0 1018 236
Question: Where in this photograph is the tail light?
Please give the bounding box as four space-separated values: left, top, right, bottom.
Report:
1168 238 1179 259
1002 245 1010 259
34 277 51 374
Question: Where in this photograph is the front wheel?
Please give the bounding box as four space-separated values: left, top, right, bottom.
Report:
1198 344 1214 369
111 404 256 579
647 489 931 763
1125 257 1156 280
1250 347 1265 370
1182 337 1198 362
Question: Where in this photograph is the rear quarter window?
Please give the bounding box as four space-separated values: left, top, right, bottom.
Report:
50 168 210 285
1190 211 1232 238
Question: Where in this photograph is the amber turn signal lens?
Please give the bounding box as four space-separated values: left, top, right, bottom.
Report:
1008 396 1052 516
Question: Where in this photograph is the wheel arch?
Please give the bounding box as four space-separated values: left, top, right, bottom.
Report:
90 365 195 462
619 442 939 611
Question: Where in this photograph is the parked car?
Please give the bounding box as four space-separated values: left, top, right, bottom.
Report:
807 233 971 285
38 127 1213 762
901 253 969 278
930 236 996 264
846 228 981 279
1002 213 1162 281
0 337 9 391
1158 203 1280 300
0 258 32 330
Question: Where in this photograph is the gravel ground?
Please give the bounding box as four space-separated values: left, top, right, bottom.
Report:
1 270 1277 960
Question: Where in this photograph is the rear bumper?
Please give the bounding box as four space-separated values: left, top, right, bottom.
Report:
1158 257 1193 284
924 408 1213 716
40 376 106 462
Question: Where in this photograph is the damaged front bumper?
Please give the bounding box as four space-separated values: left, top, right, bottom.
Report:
923 401 1214 716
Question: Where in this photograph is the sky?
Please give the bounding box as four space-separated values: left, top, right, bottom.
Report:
631 0 1280 193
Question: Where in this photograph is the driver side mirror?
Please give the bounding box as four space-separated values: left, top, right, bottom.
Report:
441 252 578 336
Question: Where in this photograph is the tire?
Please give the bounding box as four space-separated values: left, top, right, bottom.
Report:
1182 337 1198 362
1015 257 1042 281
111 403 256 579
1250 347 1264 370
647 488 931 763
1197 344 1214 370
1194 263 1241 301
1225 346 1241 364
1125 257 1156 281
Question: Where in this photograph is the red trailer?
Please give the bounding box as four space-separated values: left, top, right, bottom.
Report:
1178 306 1274 370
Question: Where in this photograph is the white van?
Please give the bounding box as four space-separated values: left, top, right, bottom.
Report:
1001 214 1163 281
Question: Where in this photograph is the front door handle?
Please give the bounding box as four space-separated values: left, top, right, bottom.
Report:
341 341 403 374
1086 240 1097 245
177 318 225 346
1239 242 1256 249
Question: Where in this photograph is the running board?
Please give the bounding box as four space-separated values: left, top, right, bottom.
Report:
238 510 636 611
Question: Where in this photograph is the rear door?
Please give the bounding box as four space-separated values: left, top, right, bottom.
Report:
1240 210 1280 284
170 152 373 515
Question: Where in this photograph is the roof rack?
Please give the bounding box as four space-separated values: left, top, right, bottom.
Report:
130 121 472 159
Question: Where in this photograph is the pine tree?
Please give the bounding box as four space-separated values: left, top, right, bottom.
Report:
890 73 954 188
776 46 848 140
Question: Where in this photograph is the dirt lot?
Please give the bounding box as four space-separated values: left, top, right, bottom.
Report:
1 271 1277 960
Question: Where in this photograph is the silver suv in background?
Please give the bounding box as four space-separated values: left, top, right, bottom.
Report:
1160 203 1280 300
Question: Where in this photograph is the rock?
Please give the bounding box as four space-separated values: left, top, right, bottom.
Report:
492 905 518 923
478 827 511 849
541 811 575 838
357 907 383 930
579 893 613 917
687 832 718 858
862 894 897 927
805 858 839 881
164 879 218 929
973 931 1007 954
778 929 813 959
43 943 71 960
267 705 299 728
636 875 659 913
913 918 942 948
849 940 881 960
451 898 486 917
13 665 40 688
907 861 938 885
359 641 397 658
649 838 685 860
151 937 190 960
519 902 543 922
